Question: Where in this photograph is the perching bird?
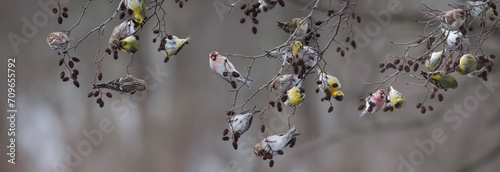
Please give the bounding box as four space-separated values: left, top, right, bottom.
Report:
425 9 466 30
126 0 146 24
421 71 458 90
277 17 308 36
465 1 494 18
254 126 300 157
284 86 306 107
296 46 319 67
387 86 406 109
163 35 191 57
317 68 344 101
359 89 385 117
93 74 146 94
47 32 71 55
442 29 470 52
425 51 444 72
209 51 254 88
271 74 301 93
119 35 139 54
258 0 277 11
291 41 303 58
455 54 478 75
109 20 136 50
228 106 260 135
468 55 494 77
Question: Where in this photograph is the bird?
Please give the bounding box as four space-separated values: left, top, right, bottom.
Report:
455 54 478 75
119 35 139 54
47 32 71 55
316 68 344 101
93 74 146 94
359 89 385 117
442 29 470 52
291 41 302 58
468 55 494 77
425 51 444 72
109 20 137 50
254 126 300 157
228 106 260 136
297 46 319 67
209 51 254 88
387 86 406 109
277 17 308 36
421 71 458 90
258 0 277 11
284 86 306 107
126 0 146 25
163 35 191 57
271 74 301 93
465 1 494 18
425 9 467 30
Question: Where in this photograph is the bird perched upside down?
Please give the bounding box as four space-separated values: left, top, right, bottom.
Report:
359 89 385 117
209 51 254 88
47 32 71 55
93 74 146 94
228 106 260 136
254 126 300 157
424 9 467 30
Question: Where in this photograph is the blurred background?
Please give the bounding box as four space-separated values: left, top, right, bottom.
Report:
1 0 500 171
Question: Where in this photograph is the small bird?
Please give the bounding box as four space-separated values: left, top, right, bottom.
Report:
421 71 458 90
425 9 467 30
228 106 260 136
109 20 136 50
296 46 319 67
291 41 303 58
387 86 406 109
359 89 385 117
271 74 301 93
254 126 300 157
425 51 444 72
258 0 277 11
277 17 308 36
442 29 470 52
284 86 306 107
119 35 139 54
317 68 344 101
163 35 191 57
455 54 478 75
209 51 254 88
93 74 146 94
47 32 71 55
466 1 494 18
126 0 146 25
468 55 495 77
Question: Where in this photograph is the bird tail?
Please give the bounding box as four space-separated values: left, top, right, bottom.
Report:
92 83 108 89
238 76 254 88
359 111 367 118
286 126 300 139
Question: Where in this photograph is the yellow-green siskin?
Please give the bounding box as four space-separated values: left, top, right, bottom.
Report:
387 86 405 109
291 41 302 58
127 0 146 24
277 18 308 36
316 68 344 101
421 71 458 90
468 55 495 77
119 35 139 54
455 54 478 75
284 86 305 107
425 51 443 72
163 35 191 57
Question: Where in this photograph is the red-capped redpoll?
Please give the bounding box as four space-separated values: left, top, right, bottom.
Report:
359 89 386 117
209 51 254 88
93 74 146 94
47 32 71 55
271 74 301 93
425 9 466 30
109 20 137 50
254 126 300 157
228 106 260 135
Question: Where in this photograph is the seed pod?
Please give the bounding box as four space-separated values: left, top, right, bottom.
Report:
98 73 103 81
358 104 365 111
87 92 93 98
379 63 385 68
58 17 63 24
119 12 125 19
421 106 426 114
315 21 323 25
68 61 74 68
336 47 341 52
351 41 357 49
232 72 240 77
252 27 257 34
240 18 246 23
404 66 410 72
73 80 80 88
278 0 285 7
416 103 422 109
59 58 64 66
430 92 435 99
62 77 69 82
232 141 238 150
222 136 229 141
413 63 419 72
261 125 265 133
357 16 361 23
60 71 65 79
428 106 433 111
106 92 112 98
93 91 100 97
99 101 104 108
72 57 80 62
340 50 345 57
438 94 443 102
252 18 259 24
328 106 334 113
230 81 237 89
380 68 386 73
